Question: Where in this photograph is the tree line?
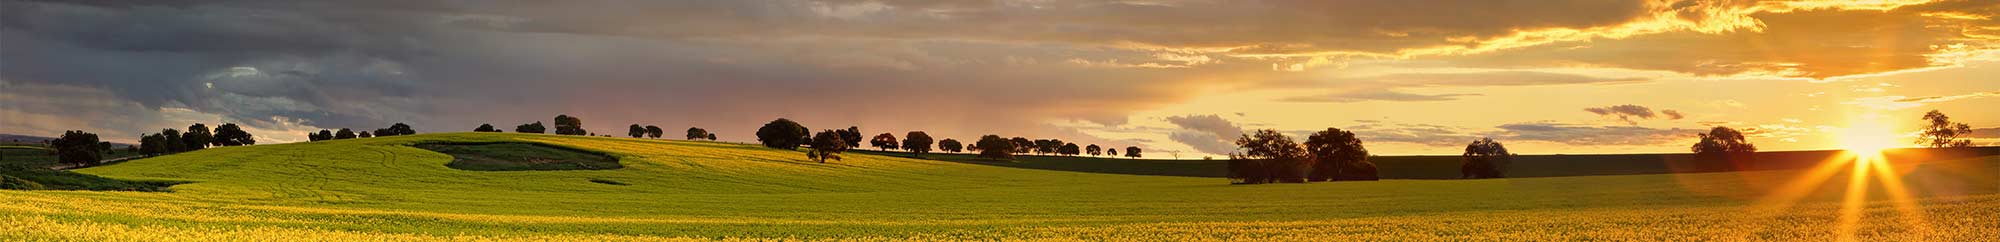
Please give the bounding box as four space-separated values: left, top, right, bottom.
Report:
748 118 1145 163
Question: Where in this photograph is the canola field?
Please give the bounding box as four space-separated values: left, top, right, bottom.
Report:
3 132 1996 241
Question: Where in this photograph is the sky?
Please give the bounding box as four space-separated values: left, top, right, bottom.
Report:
2 0 1997 157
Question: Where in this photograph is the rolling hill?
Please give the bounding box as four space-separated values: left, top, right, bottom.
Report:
3 132 1996 241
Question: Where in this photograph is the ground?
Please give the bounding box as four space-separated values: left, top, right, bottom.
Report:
2 132 1995 241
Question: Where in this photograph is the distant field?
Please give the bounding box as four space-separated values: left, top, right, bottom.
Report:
859 147 2000 179
2 132 1995 241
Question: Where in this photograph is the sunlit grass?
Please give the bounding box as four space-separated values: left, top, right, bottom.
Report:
0 132 1993 241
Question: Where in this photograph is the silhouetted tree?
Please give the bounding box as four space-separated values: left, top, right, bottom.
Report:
628 124 646 138
1231 129 1309 183
706 133 716 140
387 123 416 136
335 128 357 139
974 135 1014 160
1107 148 1117 157
182 123 212 151
871 133 900 151
1124 146 1142 158
938 138 963 153
139 133 167 156
1033 139 1062 155
53 130 102 165
474 124 499 132
1919 110 1975 148
358 132 372 138
1461 138 1511 179
1058 143 1080 156
554 114 586 135
159 128 186 153
373 128 393 137
1085 144 1102 156
806 130 849 163
903 131 934 156
755 118 809 150
686 127 710 140
1692 126 1757 172
516 122 547 133
1305 128 1375 181
645 125 663 138
309 129 333 141
1009 137 1033 154
212 123 254 146
839 126 863 148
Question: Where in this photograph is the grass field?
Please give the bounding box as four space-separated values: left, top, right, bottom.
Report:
3 132 1996 241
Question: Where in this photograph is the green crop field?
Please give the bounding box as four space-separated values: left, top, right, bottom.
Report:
3 132 1996 241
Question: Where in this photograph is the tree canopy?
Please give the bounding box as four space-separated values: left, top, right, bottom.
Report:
553 114 586 135
1691 126 1756 172
1231 129 1309 183
1123 146 1142 158
870 133 900 151
974 135 1014 160
516 122 547 133
838 126 863 148
807 130 848 163
1085 144 1102 156
1461 138 1511 179
628 124 646 138
1305 128 1375 181
53 130 103 165
335 128 357 139
938 138 963 153
212 123 255 146
182 123 212 151
686 127 710 140
755 118 809 150
902 131 934 156
1919 110 1975 148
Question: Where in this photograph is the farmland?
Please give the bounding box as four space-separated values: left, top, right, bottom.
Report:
3 132 1997 241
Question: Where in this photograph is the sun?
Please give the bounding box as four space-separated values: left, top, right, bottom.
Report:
1835 116 1900 156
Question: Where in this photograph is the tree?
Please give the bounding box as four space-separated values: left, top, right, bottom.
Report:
1009 137 1033 154
1124 146 1142 159
755 118 809 150
807 130 849 163
903 131 934 156
1058 143 1081 156
1033 139 1062 155
1918 110 1975 148
973 135 1014 160
1107 148 1117 157
212 123 254 146
358 132 373 138
686 127 710 140
645 125 663 138
628 124 646 138
1305 128 1375 181
182 123 212 151
474 124 499 132
387 123 416 136
372 128 394 137
1086 144 1102 156
329 128 352 139
938 139 963 153
870 133 900 151
1231 129 1309 183
53 130 103 165
707 133 716 140
839 126 863 148
1461 138 1512 179
139 133 167 156
554 114 586 135
1692 126 1757 172
309 129 332 142
516 122 547 133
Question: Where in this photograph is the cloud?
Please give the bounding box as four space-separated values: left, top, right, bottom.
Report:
1280 71 1649 103
1484 122 1692 146
1968 127 2000 138
1583 104 1684 125
1846 91 2000 110
1163 114 1243 154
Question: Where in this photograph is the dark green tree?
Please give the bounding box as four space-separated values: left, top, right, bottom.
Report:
53 130 103 165
1462 138 1512 179
974 135 1014 160
516 122 547 133
1305 128 1375 181
554 115 586 135
387 123 416 136
807 130 849 163
871 133 899 151
1085 144 1102 156
1009 137 1033 154
1123 146 1142 159
1232 129 1309 183
212 123 254 146
335 128 357 139
645 125 663 138
474 124 499 132
838 126 863 148
686 127 710 140
755 118 809 150
902 131 934 156
628 124 646 138
1058 143 1080 156
938 138 963 153
182 123 212 151
309 129 332 142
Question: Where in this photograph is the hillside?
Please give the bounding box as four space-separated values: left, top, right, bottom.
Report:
859 147 2000 179
2 132 1995 240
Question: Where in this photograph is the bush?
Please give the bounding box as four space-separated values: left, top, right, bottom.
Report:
0 175 45 190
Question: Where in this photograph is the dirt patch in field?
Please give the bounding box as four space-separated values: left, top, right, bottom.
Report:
413 142 621 171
